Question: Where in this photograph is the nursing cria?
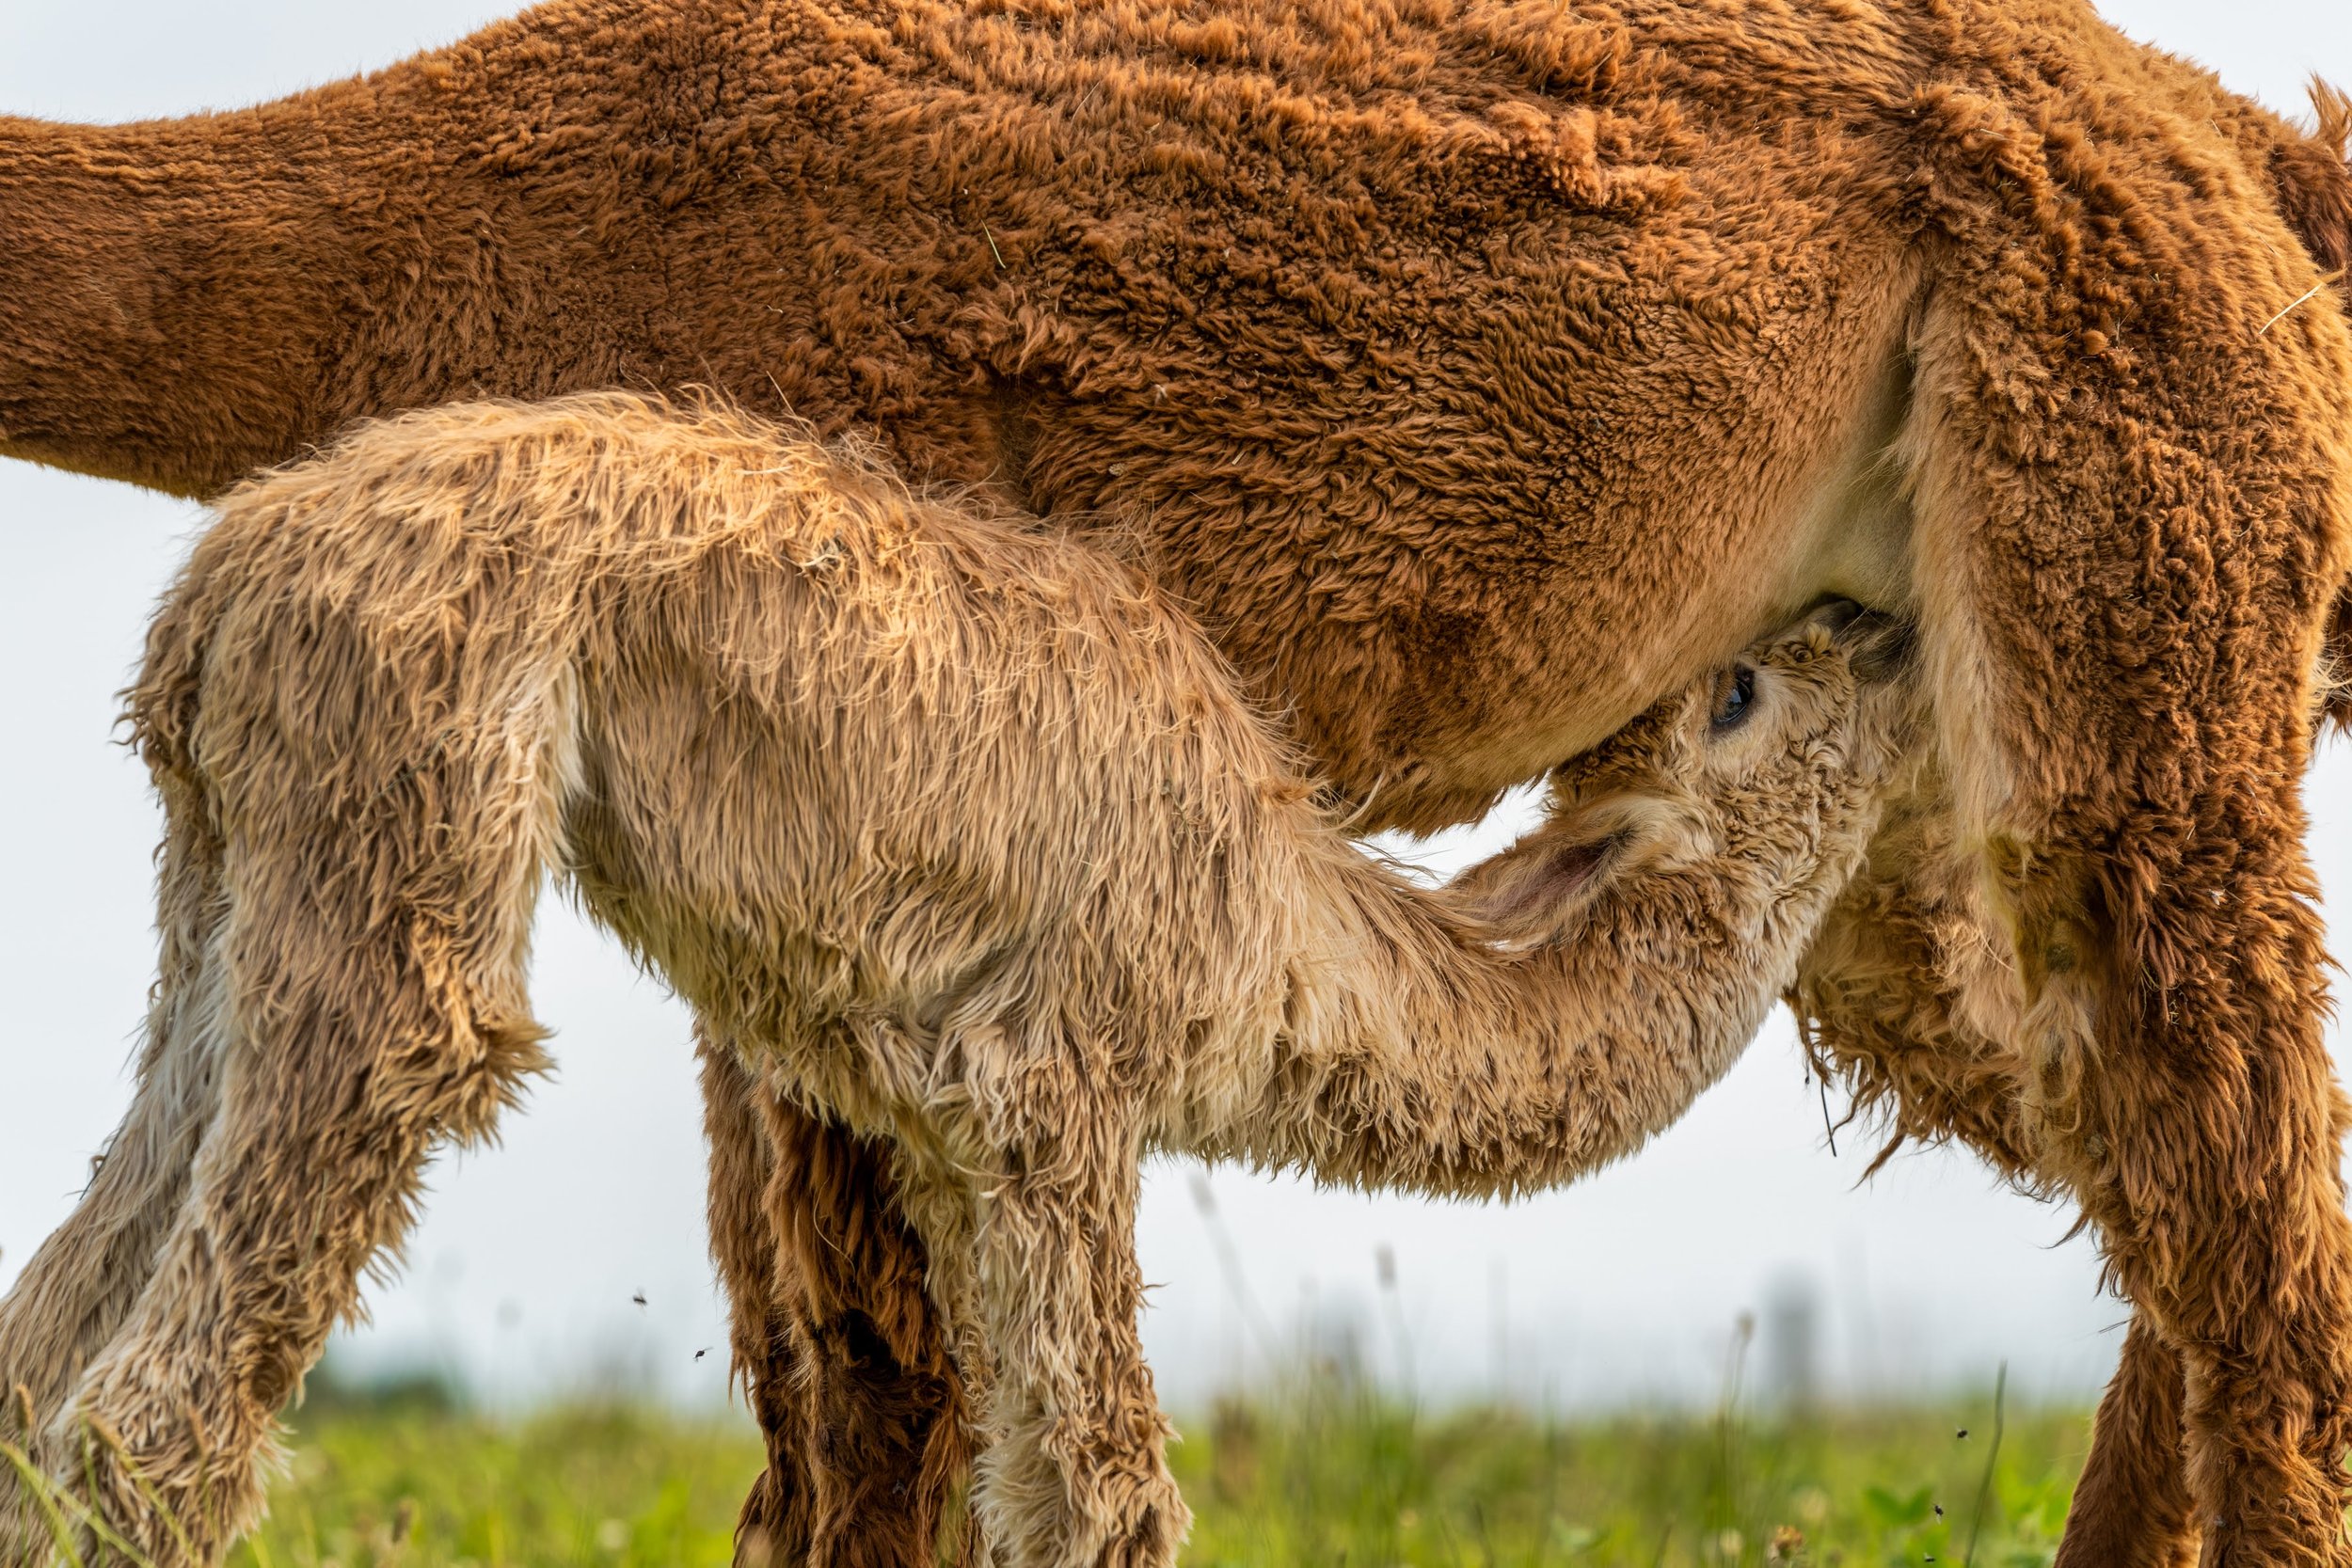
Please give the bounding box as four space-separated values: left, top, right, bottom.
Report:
16 395 1908 1566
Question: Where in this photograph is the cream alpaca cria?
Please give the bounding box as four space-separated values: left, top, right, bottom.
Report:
2 394 1909 1567
7 0 2352 1554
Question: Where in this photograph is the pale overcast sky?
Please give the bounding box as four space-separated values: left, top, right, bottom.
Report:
2 0 2348 1414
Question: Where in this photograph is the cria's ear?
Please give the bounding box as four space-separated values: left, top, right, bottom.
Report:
1802 597 1867 637
1838 610 1915 684
1450 795 1681 945
1790 597 1913 682
1454 831 1624 938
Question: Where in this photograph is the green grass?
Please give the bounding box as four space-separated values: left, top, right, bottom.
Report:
223 1404 752 1568
206 1382 2090 1568
1170 1385 2084 1568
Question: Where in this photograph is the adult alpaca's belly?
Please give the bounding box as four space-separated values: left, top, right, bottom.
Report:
1023 339 1924 836
1513 343 1920 799
984 149 1931 836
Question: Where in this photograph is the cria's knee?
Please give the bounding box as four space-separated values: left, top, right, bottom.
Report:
435 1015 552 1142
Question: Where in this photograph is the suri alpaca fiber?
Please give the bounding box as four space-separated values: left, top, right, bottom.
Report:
4 394 1906 1566
3 0 2352 1560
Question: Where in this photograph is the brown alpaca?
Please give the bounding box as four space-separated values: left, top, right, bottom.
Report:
3 0 2351 1560
2 394 1907 1566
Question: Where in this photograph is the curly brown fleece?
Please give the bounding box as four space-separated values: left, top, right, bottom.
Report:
3 0 2351 1561
1 395 1903 1566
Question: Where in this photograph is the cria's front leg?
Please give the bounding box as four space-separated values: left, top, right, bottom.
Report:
928 1115 1186 1568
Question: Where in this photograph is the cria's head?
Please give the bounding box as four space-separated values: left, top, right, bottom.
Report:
1452 599 1915 943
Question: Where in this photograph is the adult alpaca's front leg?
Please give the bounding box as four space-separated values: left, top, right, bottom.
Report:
699 1038 821 1565
702 1040 965 1568
1795 825 2201 1566
1908 217 2352 1559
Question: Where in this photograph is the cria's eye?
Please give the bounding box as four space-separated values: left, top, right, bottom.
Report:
1709 665 1757 731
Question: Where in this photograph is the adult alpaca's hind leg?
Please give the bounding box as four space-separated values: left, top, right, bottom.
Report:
0 770 230 1547
700 1037 972 1568
1958 808 2351 1568
1920 540 2352 1564
2059 1319 2198 1568
700 1037 818 1564
1909 247 2352 1560
24 685 569 1564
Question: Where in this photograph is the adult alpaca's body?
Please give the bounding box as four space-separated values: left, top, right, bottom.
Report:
15 395 1904 1566
0 0 2349 1560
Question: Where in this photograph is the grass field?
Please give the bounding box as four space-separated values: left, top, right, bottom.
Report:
167 1376 2092 1568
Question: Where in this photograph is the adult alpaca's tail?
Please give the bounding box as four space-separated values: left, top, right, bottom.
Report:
2270 80 2352 730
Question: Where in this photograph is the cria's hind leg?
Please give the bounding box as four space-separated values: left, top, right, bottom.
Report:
25 691 569 1564
32 886 552 1561
0 772 230 1552
922 1112 1184 1568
